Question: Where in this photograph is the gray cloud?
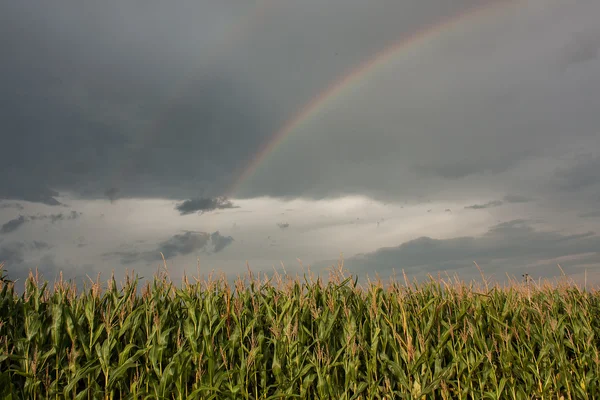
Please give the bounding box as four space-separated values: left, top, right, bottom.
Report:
1 1 272 204
210 231 235 253
32 241 51 251
227 0 600 205
156 232 211 260
0 203 24 210
464 200 503 210
175 197 237 216
105 230 234 265
336 219 600 280
1 216 27 234
30 211 82 223
277 222 290 229
0 211 82 235
4 0 582 205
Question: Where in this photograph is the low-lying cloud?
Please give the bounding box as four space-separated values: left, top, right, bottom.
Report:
337 219 600 281
1 211 82 235
464 200 503 210
105 230 234 265
1 216 27 234
175 197 237 216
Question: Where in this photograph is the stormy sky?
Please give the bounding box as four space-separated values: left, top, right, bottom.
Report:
2 0 600 288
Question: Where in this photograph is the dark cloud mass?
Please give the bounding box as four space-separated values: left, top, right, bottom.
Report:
210 232 235 253
105 230 234 265
0 242 26 266
175 197 237 215
2 0 572 204
1 216 27 234
0 212 82 234
1 1 273 204
156 232 211 260
30 211 82 223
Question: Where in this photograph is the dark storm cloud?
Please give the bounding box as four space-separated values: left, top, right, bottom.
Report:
1 1 275 204
1 0 599 212
105 230 234 265
175 197 237 216
228 0 600 205
1 0 530 205
464 200 503 210
338 219 600 279
1 216 27 234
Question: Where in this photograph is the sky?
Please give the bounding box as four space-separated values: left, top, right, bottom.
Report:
2 0 600 289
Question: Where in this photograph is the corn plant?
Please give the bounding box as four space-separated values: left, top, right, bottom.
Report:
1 262 600 399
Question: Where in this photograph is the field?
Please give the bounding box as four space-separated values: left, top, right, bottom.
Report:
1 262 599 399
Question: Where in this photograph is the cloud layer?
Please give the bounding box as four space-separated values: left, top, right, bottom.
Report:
175 197 237 215
1 212 81 235
6 0 598 206
336 219 600 283
104 231 234 265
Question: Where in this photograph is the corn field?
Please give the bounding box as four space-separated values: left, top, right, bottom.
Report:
1 263 600 399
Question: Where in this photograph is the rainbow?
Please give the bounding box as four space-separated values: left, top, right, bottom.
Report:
108 0 275 194
227 0 517 198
